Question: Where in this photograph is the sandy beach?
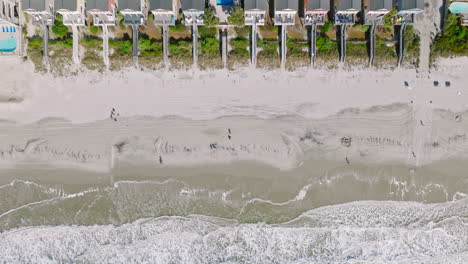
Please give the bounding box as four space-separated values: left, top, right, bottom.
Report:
1 34 468 264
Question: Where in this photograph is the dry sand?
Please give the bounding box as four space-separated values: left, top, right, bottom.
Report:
1 55 468 172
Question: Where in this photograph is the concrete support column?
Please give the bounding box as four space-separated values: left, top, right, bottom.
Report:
368 24 375 67
162 25 169 67
132 24 138 66
192 23 198 68
251 23 257 67
42 23 49 66
339 25 347 63
72 25 80 64
222 28 227 68
397 23 407 67
310 24 317 66
280 25 286 69
102 25 110 68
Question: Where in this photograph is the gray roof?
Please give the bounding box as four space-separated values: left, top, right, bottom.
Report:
244 0 267 10
369 0 392 10
119 0 140 10
307 0 330 10
86 0 108 11
275 0 299 10
151 0 172 10
22 0 46 10
54 0 76 10
397 0 424 10
337 0 361 10
181 0 205 10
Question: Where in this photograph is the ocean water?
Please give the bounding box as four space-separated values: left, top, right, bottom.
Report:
0 159 467 263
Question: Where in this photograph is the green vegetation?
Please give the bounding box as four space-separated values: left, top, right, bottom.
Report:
320 22 332 34
82 38 103 49
200 37 219 56
116 12 127 30
50 38 73 48
257 39 279 68
169 23 187 33
204 8 220 27
89 25 101 35
384 9 397 28
234 26 250 39
228 7 245 27
286 38 307 57
52 14 69 38
316 36 337 56
109 39 132 55
231 39 249 50
258 40 278 55
432 13 468 57
139 37 162 57
199 26 217 38
169 40 192 57
28 38 43 50
26 37 46 72
404 26 420 54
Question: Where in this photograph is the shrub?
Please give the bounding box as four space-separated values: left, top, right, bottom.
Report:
169 23 187 32
199 26 217 38
169 40 191 56
204 8 220 27
89 25 101 35
316 36 336 55
320 22 332 33
235 26 250 39
139 37 163 57
109 39 133 54
230 39 249 50
228 7 244 27
52 14 69 38
28 38 43 50
432 13 468 56
200 37 219 55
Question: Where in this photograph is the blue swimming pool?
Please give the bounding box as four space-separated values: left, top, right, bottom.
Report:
0 36 17 52
216 0 234 5
449 2 468 14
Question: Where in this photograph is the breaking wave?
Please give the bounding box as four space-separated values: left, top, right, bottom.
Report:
0 198 467 264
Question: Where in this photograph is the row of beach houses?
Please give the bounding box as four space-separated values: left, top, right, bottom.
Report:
0 1 465 69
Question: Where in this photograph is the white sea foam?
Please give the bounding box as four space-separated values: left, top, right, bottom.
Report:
0 199 466 264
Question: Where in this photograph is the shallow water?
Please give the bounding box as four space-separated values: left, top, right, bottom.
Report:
0 158 467 263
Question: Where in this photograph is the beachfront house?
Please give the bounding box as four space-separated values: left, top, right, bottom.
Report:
274 0 299 25
86 0 116 67
182 0 205 25
304 0 329 25
118 0 145 65
364 0 392 66
334 0 361 25
55 0 85 64
182 0 205 67
151 0 174 26
0 0 20 24
85 0 115 25
364 0 391 25
333 0 361 63
395 0 424 11
449 2 468 26
274 0 299 68
244 0 267 66
22 0 54 65
151 0 175 66
460 12 468 26
305 0 330 65
118 0 145 25
244 0 266 25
